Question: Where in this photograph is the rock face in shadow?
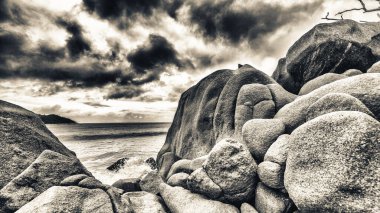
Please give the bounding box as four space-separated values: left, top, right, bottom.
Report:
38 114 76 124
272 20 380 93
0 100 75 189
157 65 275 177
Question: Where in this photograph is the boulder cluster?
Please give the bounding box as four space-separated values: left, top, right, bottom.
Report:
0 20 379 212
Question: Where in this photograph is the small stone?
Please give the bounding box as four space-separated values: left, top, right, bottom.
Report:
342 69 362 76
111 178 141 193
78 177 105 190
187 168 222 199
242 119 285 162
258 161 284 189
264 134 290 166
60 174 89 186
255 183 293 213
167 172 189 189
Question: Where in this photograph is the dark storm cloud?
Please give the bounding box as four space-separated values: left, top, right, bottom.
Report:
127 34 190 74
57 19 91 59
105 86 145 99
172 0 322 46
0 0 11 22
82 0 161 28
0 31 24 56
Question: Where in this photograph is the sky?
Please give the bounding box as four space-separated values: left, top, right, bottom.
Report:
0 0 379 123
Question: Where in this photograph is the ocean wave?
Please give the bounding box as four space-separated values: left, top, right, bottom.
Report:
72 131 167 140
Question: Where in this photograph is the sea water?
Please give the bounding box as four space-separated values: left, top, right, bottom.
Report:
47 123 170 184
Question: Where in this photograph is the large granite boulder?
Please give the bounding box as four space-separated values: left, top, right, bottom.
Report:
272 20 380 93
203 138 258 203
0 150 91 212
275 73 380 132
285 111 380 212
159 184 239 213
16 186 114 213
0 100 75 189
157 65 275 175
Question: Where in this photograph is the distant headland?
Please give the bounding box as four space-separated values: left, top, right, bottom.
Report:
38 114 77 124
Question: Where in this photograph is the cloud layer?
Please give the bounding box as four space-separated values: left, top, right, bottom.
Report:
0 0 377 122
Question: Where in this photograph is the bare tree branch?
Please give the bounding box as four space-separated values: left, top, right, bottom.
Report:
323 0 380 21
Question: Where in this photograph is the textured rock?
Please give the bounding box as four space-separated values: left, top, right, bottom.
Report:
112 178 141 193
187 168 222 199
0 100 75 189
157 65 275 174
258 161 284 189
267 84 297 111
60 174 89 186
367 61 380 73
306 93 375 121
166 159 192 180
264 134 290 166
79 177 106 190
343 69 363 76
285 111 380 212
242 119 285 162
240 203 258 213
275 73 380 132
107 157 129 172
255 183 293 213
0 150 90 212
189 155 208 170
167 172 189 189
160 184 239 213
123 191 168 213
139 170 164 195
203 138 258 203
298 73 347 95
273 20 380 93
16 186 113 213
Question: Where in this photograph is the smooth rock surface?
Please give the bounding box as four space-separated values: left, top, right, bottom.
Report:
267 84 297 111
203 138 258 203
167 172 189 189
298 73 347 95
257 161 284 189
16 186 113 213
187 168 222 199
79 177 106 190
60 174 89 186
0 150 90 212
0 100 75 189
242 119 285 162
160 184 239 213
274 73 380 132
285 111 380 212
306 93 375 121
264 134 290 166
166 159 192 180
343 69 362 76
123 191 168 213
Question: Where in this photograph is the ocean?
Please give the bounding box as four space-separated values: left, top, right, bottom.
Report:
47 123 170 184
